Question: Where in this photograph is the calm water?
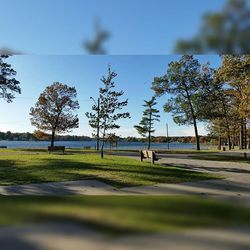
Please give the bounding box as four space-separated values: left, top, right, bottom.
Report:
0 140 211 150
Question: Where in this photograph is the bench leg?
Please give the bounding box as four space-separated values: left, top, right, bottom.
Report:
140 151 143 162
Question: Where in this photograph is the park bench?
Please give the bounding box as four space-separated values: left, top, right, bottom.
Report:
0 146 7 149
48 146 65 154
139 150 159 164
83 146 92 150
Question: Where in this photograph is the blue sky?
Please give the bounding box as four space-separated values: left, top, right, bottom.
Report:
0 0 227 54
0 55 221 137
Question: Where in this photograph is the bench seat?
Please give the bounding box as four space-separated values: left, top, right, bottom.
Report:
48 146 65 154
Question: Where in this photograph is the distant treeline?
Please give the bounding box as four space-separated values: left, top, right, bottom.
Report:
121 136 215 144
0 131 92 142
0 131 215 144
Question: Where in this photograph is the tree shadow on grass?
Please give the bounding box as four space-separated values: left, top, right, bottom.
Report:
0 156 218 188
35 157 217 188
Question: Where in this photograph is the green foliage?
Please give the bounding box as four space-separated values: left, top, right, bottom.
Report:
87 66 130 157
152 55 218 150
175 0 250 54
0 55 21 102
134 97 160 149
30 82 80 146
209 55 250 149
216 55 250 119
84 20 110 54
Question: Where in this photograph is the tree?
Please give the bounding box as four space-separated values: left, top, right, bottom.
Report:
107 133 119 150
152 55 216 150
175 0 250 54
86 97 100 150
134 97 160 149
0 55 21 102
97 66 130 158
215 55 250 149
84 20 110 54
30 82 80 147
33 130 50 141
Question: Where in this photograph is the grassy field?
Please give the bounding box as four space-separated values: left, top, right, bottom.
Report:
0 196 249 234
0 149 220 187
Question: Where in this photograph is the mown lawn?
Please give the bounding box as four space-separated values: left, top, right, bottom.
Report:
0 196 249 234
0 149 220 187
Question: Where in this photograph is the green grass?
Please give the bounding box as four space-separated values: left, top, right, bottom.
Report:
0 196 249 234
0 149 220 187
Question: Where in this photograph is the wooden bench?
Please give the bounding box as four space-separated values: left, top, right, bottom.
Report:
0 146 7 149
139 150 159 164
48 146 65 154
83 146 91 150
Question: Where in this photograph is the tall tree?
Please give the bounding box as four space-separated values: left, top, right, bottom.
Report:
0 55 21 102
134 97 160 150
207 93 240 150
175 0 250 54
97 66 130 158
84 20 110 54
30 82 80 147
152 55 216 150
86 97 100 150
215 55 250 149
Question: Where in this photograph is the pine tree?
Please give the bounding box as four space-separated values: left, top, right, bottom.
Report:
0 55 21 102
152 55 217 150
96 66 130 158
134 97 160 150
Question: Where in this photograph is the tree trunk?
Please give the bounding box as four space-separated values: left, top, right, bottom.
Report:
148 112 152 150
51 130 55 147
225 117 232 150
101 130 105 159
240 118 244 150
101 139 104 159
218 135 222 150
148 131 151 150
186 92 200 151
228 135 232 150
193 117 200 150
244 118 247 149
248 137 250 149
96 98 100 151
101 144 104 158
96 134 100 151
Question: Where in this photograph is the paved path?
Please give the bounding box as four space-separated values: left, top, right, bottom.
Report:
0 156 249 205
0 153 249 204
0 153 249 249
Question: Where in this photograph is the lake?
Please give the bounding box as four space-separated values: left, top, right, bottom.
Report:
0 140 212 150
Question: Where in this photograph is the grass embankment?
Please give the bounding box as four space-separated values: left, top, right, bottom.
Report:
0 149 220 187
0 196 249 234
